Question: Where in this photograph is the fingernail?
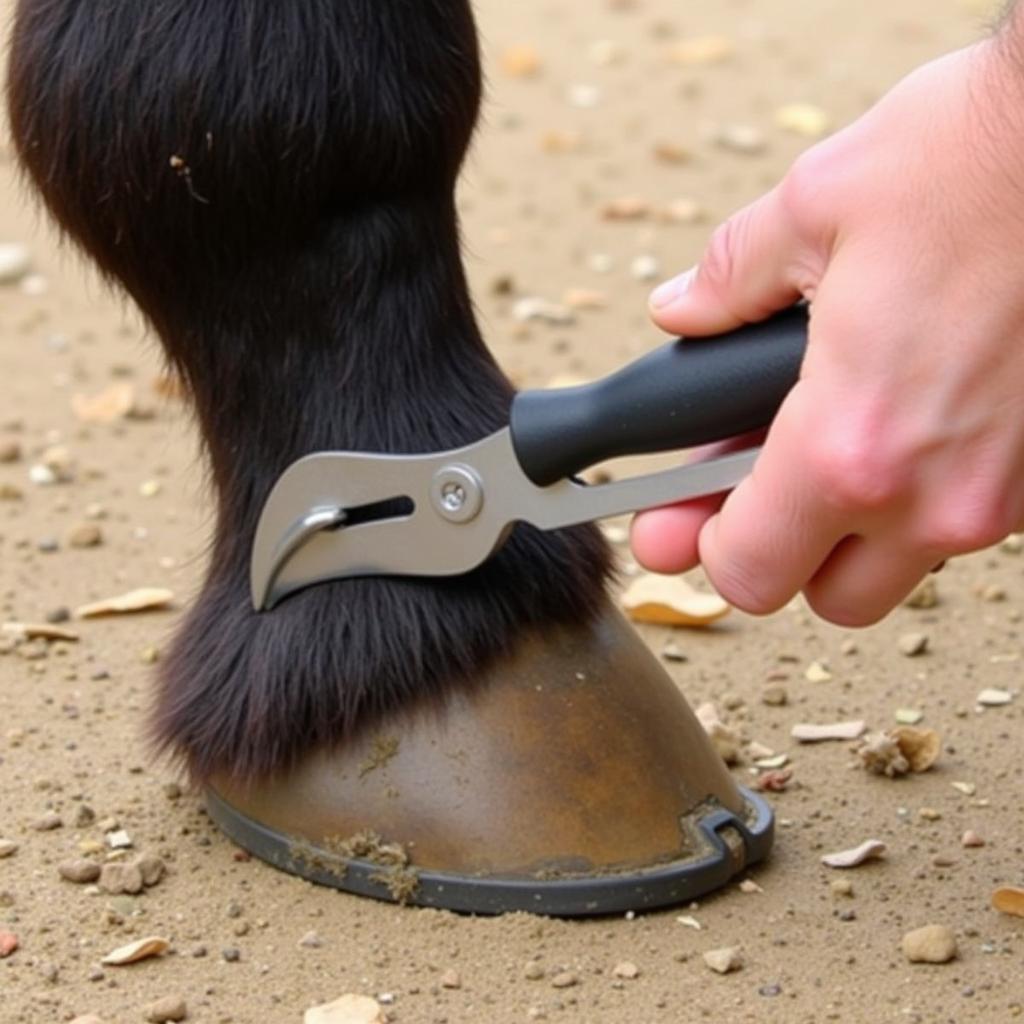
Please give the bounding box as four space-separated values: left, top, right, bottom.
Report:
650 266 697 309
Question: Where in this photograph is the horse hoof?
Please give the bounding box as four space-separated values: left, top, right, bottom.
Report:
206 603 772 916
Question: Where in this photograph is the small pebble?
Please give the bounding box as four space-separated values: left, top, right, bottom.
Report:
440 969 462 989
0 839 17 859
59 859 101 884
977 688 1013 707
299 930 323 949
0 243 30 284
898 632 929 657
0 931 18 958
902 925 958 964
0 440 20 463
830 879 854 898
761 685 788 707
32 811 63 831
550 971 578 989
612 961 640 979
143 996 187 1023
524 962 545 981
961 830 985 848
68 524 103 549
703 947 742 974
904 577 939 609
222 947 241 962
100 862 144 895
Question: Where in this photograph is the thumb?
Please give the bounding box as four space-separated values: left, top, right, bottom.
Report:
649 186 808 337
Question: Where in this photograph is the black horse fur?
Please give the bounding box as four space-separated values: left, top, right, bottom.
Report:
5 0 612 783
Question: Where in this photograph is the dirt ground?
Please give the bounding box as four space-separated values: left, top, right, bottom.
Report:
2 0 1023 1021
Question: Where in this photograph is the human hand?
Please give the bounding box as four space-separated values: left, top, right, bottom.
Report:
631 37 1024 626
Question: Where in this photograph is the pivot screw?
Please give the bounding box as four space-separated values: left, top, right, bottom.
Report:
431 464 483 524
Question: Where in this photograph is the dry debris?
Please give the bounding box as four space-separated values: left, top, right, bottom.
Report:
858 727 940 776
821 840 887 869
791 721 866 743
76 588 175 618
621 574 730 627
101 936 170 966
992 887 1024 918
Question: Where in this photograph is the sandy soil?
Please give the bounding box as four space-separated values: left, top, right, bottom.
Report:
2 1 1023 1021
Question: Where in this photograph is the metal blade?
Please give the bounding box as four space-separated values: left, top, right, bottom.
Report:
251 429 759 609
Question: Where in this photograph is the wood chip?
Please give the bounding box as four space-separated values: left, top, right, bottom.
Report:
76 588 175 619
71 383 138 424
992 887 1024 918
500 45 542 79
821 839 887 869
304 995 386 1024
774 102 830 137
1 622 79 642
791 721 866 743
101 936 170 966
621 574 730 627
668 35 735 66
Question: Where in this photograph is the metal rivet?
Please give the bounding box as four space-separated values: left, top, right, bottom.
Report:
430 464 483 523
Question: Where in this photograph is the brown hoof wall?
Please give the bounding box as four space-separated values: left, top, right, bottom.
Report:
206 604 773 916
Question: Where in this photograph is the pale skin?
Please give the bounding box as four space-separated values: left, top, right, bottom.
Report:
631 10 1024 627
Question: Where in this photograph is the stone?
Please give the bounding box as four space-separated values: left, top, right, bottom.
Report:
99 861 144 895
70 1016 104 1024
0 440 20 463
904 577 939 609
761 685 788 707
59 859 101 884
0 839 17 858
694 702 741 765
32 811 63 831
898 632 929 657
135 854 166 887
961 830 985 848
143 997 187 1023
703 947 742 974
524 962 545 981
440 969 462 989
304 995 385 1024
902 925 958 964
68 524 103 549
0 931 18 958
612 961 640 979
299 930 323 949
550 971 578 989
0 243 30 284
977 688 1013 707
775 102 830 137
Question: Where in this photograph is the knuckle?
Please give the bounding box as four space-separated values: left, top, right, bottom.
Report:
805 434 908 513
778 144 836 241
917 495 1015 555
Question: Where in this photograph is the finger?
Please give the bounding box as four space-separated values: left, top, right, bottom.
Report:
696 395 853 614
648 187 809 338
803 535 943 627
629 432 766 573
630 493 725 574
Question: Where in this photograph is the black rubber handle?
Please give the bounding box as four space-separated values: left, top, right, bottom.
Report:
509 305 808 487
